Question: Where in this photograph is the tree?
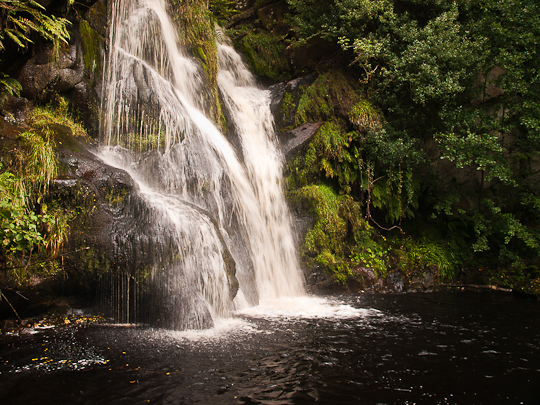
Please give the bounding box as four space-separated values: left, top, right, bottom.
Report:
287 0 540 277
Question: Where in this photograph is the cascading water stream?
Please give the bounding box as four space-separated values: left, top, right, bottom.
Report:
99 0 304 329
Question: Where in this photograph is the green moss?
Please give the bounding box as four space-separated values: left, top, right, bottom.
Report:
118 131 167 152
208 0 238 23
239 31 290 82
348 99 382 134
388 237 457 281
280 90 296 125
104 185 129 207
28 96 88 141
79 20 103 73
172 0 218 85
295 70 361 127
287 121 356 193
291 184 377 283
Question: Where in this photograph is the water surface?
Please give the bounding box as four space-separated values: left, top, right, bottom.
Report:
1 291 539 404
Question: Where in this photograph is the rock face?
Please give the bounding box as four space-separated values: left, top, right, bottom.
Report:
269 75 323 162
4 1 107 135
52 142 240 330
270 74 316 129
279 122 323 159
257 0 290 33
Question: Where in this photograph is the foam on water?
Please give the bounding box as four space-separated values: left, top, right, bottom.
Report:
148 297 378 341
155 318 261 342
235 296 379 319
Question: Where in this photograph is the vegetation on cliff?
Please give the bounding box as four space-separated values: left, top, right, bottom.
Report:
282 0 540 290
0 96 88 292
1 0 539 299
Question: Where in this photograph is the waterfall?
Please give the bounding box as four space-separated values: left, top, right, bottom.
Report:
99 0 304 329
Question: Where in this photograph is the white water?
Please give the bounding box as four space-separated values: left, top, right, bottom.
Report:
100 0 304 328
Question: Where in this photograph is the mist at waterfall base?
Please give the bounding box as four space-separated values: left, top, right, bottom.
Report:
1 292 539 404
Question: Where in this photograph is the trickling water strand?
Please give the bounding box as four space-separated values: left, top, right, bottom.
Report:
100 0 304 329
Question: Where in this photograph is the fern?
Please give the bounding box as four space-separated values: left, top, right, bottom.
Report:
0 0 71 52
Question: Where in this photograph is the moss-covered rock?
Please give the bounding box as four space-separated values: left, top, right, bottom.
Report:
84 0 108 37
294 69 361 127
238 30 291 82
79 20 104 74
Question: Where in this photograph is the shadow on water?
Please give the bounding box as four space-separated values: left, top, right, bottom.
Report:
1 291 539 405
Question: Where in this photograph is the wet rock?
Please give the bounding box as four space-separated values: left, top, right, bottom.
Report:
57 43 78 69
387 271 405 293
56 67 85 92
407 277 424 292
17 58 55 99
269 74 316 130
239 396 262 404
269 75 323 161
357 267 376 281
423 272 436 289
0 319 17 333
279 122 323 159
257 1 289 33
292 213 314 254
53 144 242 330
403 269 438 292
1 95 33 122
371 278 385 292
84 0 108 37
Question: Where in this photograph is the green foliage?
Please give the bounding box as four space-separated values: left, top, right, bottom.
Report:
348 99 382 133
290 184 380 283
288 121 354 191
471 199 539 258
27 95 88 139
0 98 88 284
350 243 388 278
436 131 515 185
0 0 72 108
294 70 360 126
0 0 71 55
15 131 57 199
280 90 296 125
469 0 540 150
171 0 226 127
286 0 540 286
239 30 290 82
209 0 238 24
0 169 45 257
0 72 21 97
172 0 218 86
287 69 422 224
391 237 458 281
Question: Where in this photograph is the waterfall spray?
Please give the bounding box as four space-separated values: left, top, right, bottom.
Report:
99 0 304 329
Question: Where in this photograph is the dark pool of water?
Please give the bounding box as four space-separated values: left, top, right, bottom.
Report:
1 291 539 404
